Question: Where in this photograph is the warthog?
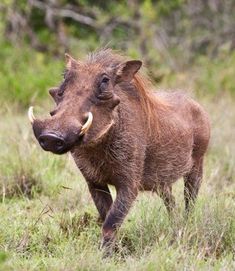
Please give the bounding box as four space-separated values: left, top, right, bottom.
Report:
29 49 210 254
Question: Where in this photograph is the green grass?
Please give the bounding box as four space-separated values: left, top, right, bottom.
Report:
0 95 234 270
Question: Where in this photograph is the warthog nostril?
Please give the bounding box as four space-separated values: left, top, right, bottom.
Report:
38 133 66 153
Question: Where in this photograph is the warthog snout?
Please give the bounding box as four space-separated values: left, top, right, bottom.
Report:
32 120 83 155
29 106 93 154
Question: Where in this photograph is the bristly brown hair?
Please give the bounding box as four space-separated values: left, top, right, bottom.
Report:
132 72 168 133
85 48 168 134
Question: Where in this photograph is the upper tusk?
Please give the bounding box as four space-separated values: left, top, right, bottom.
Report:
80 112 93 135
28 106 36 124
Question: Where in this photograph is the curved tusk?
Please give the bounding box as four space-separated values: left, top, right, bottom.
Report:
80 112 93 135
28 106 36 124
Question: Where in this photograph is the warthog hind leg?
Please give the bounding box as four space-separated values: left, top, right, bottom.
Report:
158 183 175 215
184 157 203 214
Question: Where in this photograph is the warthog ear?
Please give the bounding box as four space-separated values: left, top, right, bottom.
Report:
115 60 142 83
65 53 79 69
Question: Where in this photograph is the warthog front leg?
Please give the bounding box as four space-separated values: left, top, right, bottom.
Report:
101 185 138 256
87 182 113 222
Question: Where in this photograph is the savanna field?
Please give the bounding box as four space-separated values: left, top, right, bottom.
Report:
0 43 234 271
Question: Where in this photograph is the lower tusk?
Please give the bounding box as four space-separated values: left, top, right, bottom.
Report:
80 112 93 135
28 106 36 124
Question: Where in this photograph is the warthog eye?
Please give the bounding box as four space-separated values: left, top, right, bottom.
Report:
95 75 113 100
99 76 110 90
101 77 109 84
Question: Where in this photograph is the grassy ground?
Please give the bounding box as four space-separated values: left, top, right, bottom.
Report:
0 94 234 271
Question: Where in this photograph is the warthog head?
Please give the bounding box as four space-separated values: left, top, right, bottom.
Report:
29 51 142 154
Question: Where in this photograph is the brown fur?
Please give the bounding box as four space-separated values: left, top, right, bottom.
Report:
32 49 210 255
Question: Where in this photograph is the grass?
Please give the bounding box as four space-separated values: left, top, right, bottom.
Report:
0 94 234 270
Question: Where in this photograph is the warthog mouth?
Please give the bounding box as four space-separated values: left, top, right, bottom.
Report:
28 106 93 154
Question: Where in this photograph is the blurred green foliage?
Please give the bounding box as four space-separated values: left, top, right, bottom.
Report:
0 0 235 107
0 42 63 107
195 52 235 96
